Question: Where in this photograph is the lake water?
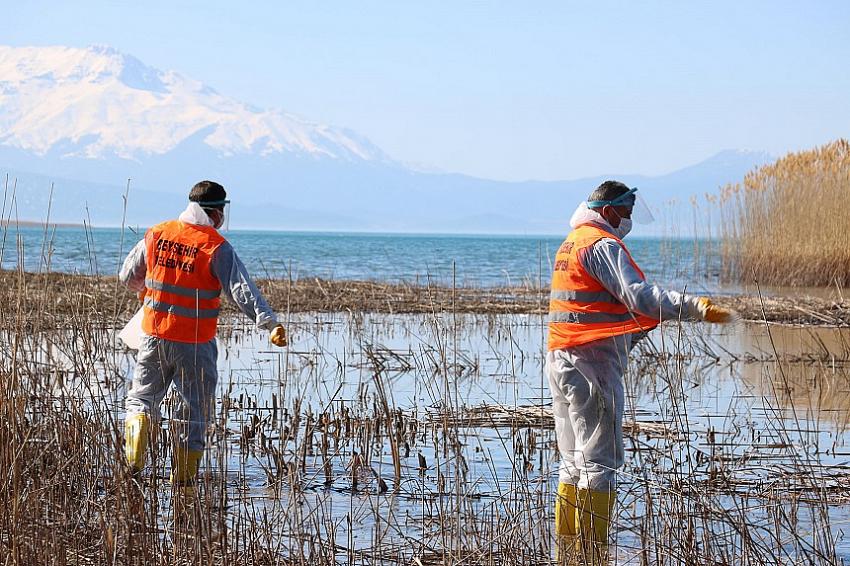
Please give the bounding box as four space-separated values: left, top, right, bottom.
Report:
88 312 849 562
1 224 722 293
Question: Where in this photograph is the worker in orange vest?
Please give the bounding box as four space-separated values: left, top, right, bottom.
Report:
548 180 733 561
119 180 287 492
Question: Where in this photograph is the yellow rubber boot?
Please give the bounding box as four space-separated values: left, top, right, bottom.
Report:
575 489 615 563
170 449 203 493
124 413 151 473
555 482 579 563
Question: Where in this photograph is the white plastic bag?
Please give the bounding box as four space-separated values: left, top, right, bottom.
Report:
118 307 145 350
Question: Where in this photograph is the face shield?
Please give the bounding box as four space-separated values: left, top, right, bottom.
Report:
586 187 654 225
197 199 231 230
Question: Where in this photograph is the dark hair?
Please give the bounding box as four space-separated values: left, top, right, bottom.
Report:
587 180 630 205
189 180 227 210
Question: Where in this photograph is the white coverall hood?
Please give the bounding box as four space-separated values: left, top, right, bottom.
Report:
569 201 633 238
178 202 215 227
569 202 615 231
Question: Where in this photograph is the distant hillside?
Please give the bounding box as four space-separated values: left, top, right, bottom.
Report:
0 45 772 235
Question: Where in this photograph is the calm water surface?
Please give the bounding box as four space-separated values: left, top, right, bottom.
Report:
83 313 850 561
1 225 721 292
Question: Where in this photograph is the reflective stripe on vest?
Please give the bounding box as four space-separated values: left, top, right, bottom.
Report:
549 289 620 304
549 311 639 324
141 220 225 343
547 224 658 350
144 296 220 319
145 278 221 300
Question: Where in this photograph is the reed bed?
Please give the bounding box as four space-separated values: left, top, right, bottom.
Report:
1 269 847 327
719 139 850 287
1 223 850 565
1 262 849 564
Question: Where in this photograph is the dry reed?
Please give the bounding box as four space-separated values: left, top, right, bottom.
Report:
719 139 850 287
1 208 849 564
2 293 849 564
1 269 847 327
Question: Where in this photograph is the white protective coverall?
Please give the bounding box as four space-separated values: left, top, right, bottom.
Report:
120 203 279 455
547 206 704 492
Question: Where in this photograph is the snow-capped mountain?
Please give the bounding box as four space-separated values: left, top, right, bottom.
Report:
0 44 774 234
0 45 389 163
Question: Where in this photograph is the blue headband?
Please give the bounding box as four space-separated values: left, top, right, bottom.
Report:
194 199 230 206
586 187 637 208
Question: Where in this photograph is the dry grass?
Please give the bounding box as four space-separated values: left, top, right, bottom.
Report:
0 270 544 323
2 269 848 328
719 139 850 287
1 266 849 564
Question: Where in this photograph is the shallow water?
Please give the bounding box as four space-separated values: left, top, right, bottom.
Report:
99 314 850 562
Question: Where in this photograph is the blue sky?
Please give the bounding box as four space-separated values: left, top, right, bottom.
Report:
4 1 849 181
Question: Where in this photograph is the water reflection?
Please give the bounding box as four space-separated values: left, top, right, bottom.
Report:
98 313 850 561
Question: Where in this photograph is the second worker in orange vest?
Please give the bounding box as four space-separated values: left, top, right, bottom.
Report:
119 180 288 492
548 181 734 562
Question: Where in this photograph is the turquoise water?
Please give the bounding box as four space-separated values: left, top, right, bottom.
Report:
0 225 719 291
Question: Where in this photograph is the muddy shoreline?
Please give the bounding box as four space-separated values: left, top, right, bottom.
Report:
3 269 848 327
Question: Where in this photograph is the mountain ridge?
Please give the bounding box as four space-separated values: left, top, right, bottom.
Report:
0 44 773 235
0 45 390 162
0 145 771 235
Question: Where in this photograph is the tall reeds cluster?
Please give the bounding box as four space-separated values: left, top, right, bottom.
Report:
719 139 850 287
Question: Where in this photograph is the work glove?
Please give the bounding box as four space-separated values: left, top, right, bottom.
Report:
269 324 288 347
697 297 735 324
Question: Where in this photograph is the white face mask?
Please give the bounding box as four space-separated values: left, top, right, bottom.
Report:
611 217 632 239
213 210 225 229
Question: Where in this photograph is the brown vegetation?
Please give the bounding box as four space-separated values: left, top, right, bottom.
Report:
719 139 850 287
2 269 848 328
1 264 849 564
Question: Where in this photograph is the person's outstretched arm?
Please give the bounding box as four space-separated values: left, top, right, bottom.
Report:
580 238 703 321
210 241 279 331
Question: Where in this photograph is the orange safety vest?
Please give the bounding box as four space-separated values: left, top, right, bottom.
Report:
548 224 659 350
141 220 225 343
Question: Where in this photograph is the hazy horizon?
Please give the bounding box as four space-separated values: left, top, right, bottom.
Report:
4 2 848 182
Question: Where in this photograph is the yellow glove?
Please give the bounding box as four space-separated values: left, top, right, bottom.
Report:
270 324 288 347
697 297 735 324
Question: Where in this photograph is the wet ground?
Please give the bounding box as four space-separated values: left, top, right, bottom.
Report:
5 268 849 329
98 312 850 563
